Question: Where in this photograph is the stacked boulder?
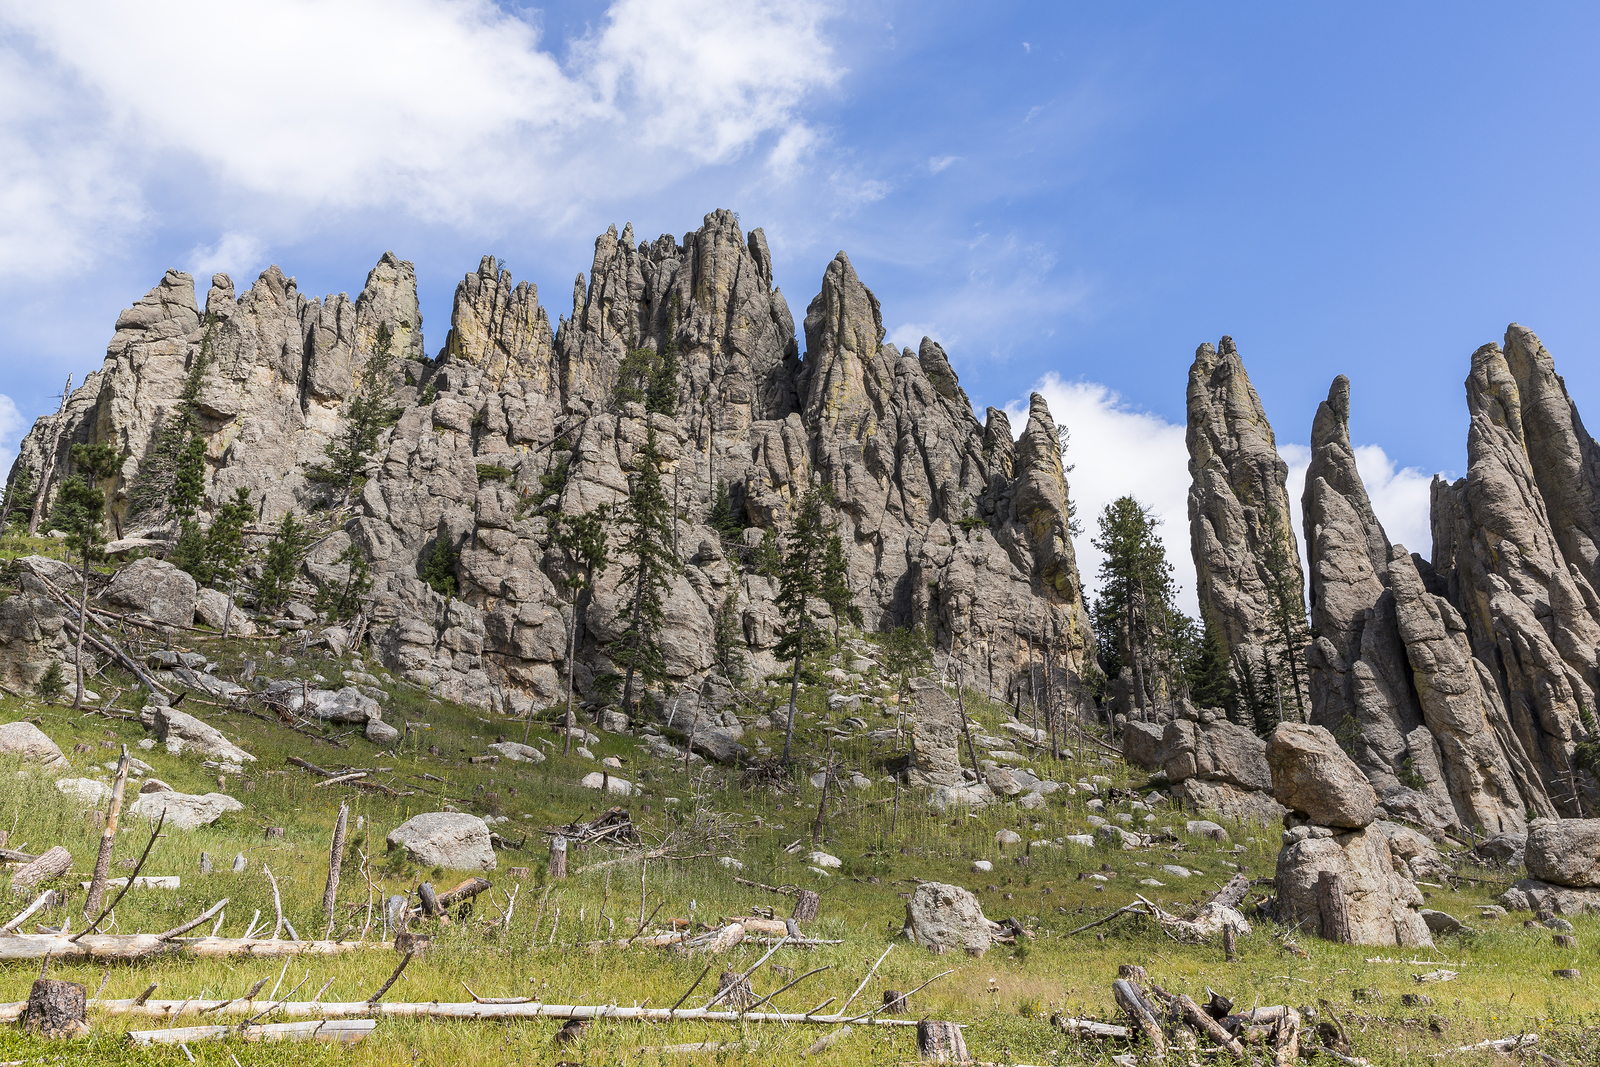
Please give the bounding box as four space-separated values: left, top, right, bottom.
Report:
1269 723 1434 946
1161 707 1285 823
1501 819 1600 915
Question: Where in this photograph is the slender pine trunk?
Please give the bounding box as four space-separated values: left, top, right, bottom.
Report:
73 556 90 710
782 616 806 763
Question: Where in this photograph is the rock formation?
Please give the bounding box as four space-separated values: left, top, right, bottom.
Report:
8 210 1091 723
1186 337 1305 700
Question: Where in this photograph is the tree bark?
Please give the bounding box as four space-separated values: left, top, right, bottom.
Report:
10 846 72 896
1111 977 1165 1057
323 803 348 939
73 558 91 710
790 890 820 923
916 1020 969 1062
84 748 131 918
1317 871 1352 944
548 837 568 880
23 978 86 1038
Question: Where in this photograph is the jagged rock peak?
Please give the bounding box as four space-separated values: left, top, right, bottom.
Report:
1184 335 1303 667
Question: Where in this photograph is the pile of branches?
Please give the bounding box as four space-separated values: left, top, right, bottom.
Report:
555 806 638 846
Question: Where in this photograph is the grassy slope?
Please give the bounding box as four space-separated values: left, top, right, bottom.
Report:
0 596 1596 1065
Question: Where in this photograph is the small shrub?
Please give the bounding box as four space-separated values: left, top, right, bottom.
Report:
476 463 513 482
36 659 65 702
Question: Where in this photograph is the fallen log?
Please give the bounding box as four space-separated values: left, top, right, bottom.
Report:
0 935 382 963
6 998 933 1027
127 1019 376 1046
1051 1014 1129 1040
9 846 71 895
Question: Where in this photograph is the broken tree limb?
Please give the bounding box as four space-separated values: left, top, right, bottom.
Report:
127 1019 376 1046
1051 1014 1129 1040
1171 991 1244 1059
74 811 166 940
0 935 381 963
83 746 131 920
20 998 937 1027
732 876 798 897
435 877 492 911
154 899 229 941
837 944 892 1017
1112 978 1166 1058
9 846 72 896
323 804 348 939
1 891 56 934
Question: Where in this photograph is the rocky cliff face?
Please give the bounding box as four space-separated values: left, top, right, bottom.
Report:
1185 336 1305 679
10 210 1091 719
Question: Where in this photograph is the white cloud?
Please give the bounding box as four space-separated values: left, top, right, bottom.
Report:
1007 377 1441 623
888 322 939 350
767 123 822 177
0 392 25 474
1008 375 1196 615
0 0 841 276
188 232 266 286
928 155 959 173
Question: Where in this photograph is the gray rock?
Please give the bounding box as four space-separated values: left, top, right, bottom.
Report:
1471 831 1527 868
56 778 112 805
128 790 244 830
104 557 198 626
1525 818 1600 888
151 707 256 764
1185 337 1307 697
194 588 256 636
580 771 634 795
1419 909 1463 935
0 580 71 694
366 718 401 745
1268 722 1377 828
1275 823 1433 947
903 882 1000 956
1186 819 1229 842
1120 721 1166 770
929 783 993 812
1162 718 1271 792
690 726 747 765
0 721 66 767
386 812 496 871
486 741 544 763
1499 878 1600 916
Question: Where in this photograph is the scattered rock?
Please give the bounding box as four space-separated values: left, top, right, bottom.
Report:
150 706 256 764
386 812 496 871
971 860 993 873
994 829 1022 848
56 778 111 805
903 882 1001 956
487 741 545 763
1419 909 1463 935
366 718 401 745
128 790 244 830
193 587 256 636
0 721 66 767
104 557 198 626
807 850 842 869
580 771 634 795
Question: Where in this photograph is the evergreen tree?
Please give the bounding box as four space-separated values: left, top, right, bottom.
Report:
170 432 207 524
318 542 374 622
615 427 679 715
130 331 212 524
881 625 933 685
1235 652 1279 737
776 488 835 762
551 508 609 749
256 511 310 614
0 465 35 532
309 322 403 506
707 481 743 539
204 488 253 587
1090 496 1185 717
713 589 748 685
1259 500 1310 721
752 525 782 576
820 529 856 641
58 442 119 709
420 537 460 597
1186 610 1239 720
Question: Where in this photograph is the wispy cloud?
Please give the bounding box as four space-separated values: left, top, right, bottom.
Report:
0 0 842 278
188 232 266 286
0 392 26 474
928 155 960 173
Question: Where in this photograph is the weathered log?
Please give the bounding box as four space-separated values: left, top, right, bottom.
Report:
1111 978 1165 1058
323 803 348 939
436 877 492 911
917 1020 970 1062
1051 1014 1129 1040
1318 871 1352 944
803 1026 850 1056
1172 992 1244 1060
1117 964 1149 982
1209 872 1251 911
417 882 441 918
549 836 568 880
2 890 59 934
127 1019 377 1046
0 934 380 962
792 889 820 922
10 846 71 895
1223 923 1238 961
23 978 87 1038
714 968 754 1011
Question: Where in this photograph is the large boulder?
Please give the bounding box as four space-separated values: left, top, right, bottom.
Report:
1499 879 1600 917
689 726 748 765
1267 722 1377 828
903 882 1001 956
104 557 198 626
1274 823 1433 946
56 778 112 805
1163 718 1272 791
263 682 380 724
193 588 256 636
1376 821 1450 881
386 812 496 871
1173 778 1286 824
0 721 66 767
149 707 256 764
1525 818 1600 888
128 788 244 829
907 679 966 787
366 717 401 745
1120 721 1166 770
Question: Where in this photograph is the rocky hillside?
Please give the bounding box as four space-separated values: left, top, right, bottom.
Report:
8 210 1091 719
1185 328 1600 836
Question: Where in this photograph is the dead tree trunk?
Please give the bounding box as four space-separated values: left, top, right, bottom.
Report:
916 1020 968 1062
84 749 131 918
1317 871 1352 944
881 990 906 1014
791 890 819 923
715 968 754 1011
1112 977 1166 1057
11 846 72 896
323 803 349 939
23 978 87 1038
549 837 568 880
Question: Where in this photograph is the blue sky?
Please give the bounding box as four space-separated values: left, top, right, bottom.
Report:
3 1 1598 608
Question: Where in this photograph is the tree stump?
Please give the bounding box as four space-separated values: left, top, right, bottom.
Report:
393 931 432 957
1554 934 1579 949
264 827 286 840
418 882 442 918
882 990 907 1014
548 836 568 880
791 889 820 922
1317 871 1352 943
10 846 71 896
916 1020 969 1062
716 967 754 1010
23 978 87 1038
1116 964 1148 982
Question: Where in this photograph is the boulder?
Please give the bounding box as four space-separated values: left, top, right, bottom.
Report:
1096 824 1146 850
366 718 401 745
1419 909 1464 935
151 707 256 764
1526 819 1600 887
1162 719 1272 792
807 850 842 869
599 710 630 733
1376 821 1449 881
386 812 496 871
994 829 1022 848
1120 721 1166 770
903 882 1001 956
128 790 244 830
907 679 967 787
928 783 993 812
104 557 198 626
1274 823 1433 946
193 588 256 636
1267 722 1377 828
0 721 66 767
580 771 634 795
690 726 748 765
56 778 111 805
1172 778 1285 824
1470 831 1526 868
1499 879 1600 916
486 741 544 763
263 682 380 725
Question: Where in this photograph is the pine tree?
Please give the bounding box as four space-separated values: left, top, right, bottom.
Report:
318 542 374 622
707 481 743 539
420 537 460 597
1186 610 1238 718
171 432 207 524
0 464 35 532
882 625 933 685
58 442 119 709
551 508 610 749
1259 500 1309 721
615 427 679 715
1090 496 1185 717
309 322 403 506
820 529 856 641
752 525 782 576
130 331 212 524
776 488 836 762
713 589 748 685
256 510 310 614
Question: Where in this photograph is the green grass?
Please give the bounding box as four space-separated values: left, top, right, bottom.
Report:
2 639 1598 1065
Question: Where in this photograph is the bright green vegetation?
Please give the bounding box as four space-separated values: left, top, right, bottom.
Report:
1 632 1596 1066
